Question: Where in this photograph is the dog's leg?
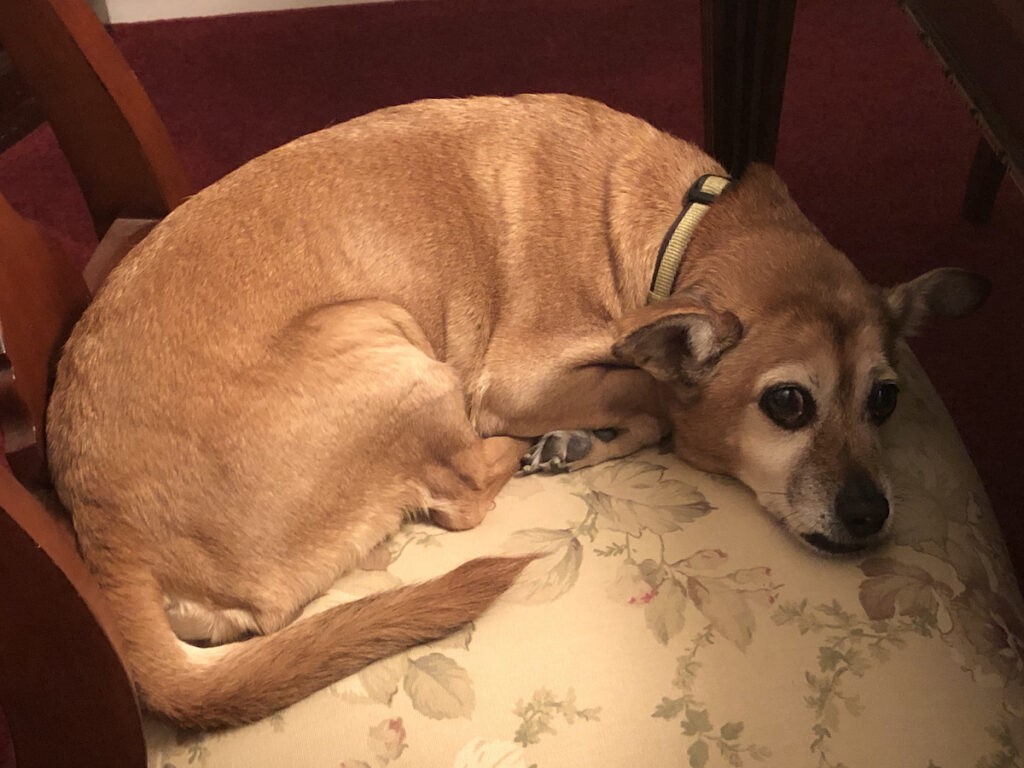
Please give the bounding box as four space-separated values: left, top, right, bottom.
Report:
477 334 668 474
424 435 530 530
518 414 664 474
142 299 531 643
280 300 529 536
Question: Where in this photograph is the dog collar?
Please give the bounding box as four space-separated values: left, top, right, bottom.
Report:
647 173 733 303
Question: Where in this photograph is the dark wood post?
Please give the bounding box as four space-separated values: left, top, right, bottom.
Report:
962 137 1006 224
701 0 797 177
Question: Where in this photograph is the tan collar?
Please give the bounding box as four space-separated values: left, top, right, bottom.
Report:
647 173 733 303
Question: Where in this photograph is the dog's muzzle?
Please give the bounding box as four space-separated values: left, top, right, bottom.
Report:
834 468 890 538
802 469 890 554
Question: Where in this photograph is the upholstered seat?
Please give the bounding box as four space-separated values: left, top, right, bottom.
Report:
144 348 1024 768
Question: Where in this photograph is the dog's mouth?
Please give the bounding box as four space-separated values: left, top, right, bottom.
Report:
802 532 876 555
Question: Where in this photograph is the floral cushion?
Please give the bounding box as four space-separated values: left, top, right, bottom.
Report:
144 349 1024 768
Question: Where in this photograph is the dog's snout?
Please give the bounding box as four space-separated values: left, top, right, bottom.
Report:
835 469 889 538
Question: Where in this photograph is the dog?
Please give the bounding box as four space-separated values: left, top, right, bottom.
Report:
46 94 988 729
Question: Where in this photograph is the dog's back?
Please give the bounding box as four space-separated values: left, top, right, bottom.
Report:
50 95 653 727
50 94 714 547
46 93 723 727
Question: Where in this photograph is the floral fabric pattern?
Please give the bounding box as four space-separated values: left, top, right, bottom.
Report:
145 350 1024 767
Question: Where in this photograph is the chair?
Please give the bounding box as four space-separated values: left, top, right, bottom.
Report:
3 2 1023 765
699 0 797 178
0 0 189 764
901 0 1024 223
701 0 1024 221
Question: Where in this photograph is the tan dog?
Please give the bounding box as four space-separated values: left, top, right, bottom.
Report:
46 94 987 728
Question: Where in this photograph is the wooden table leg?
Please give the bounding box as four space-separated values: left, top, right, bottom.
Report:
701 0 797 177
962 137 1006 224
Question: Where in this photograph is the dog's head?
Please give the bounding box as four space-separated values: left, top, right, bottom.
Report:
613 166 989 554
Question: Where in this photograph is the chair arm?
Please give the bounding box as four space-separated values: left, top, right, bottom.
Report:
0 468 146 768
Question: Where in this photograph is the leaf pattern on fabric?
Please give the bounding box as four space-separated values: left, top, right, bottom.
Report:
856 492 1024 718
358 656 410 707
403 653 475 720
606 558 656 604
688 577 756 651
973 719 1023 768
773 598 931 763
388 527 445 564
627 556 777 650
503 528 583 604
338 717 408 768
512 687 601 747
644 578 689 644
508 464 778 653
577 461 712 537
679 707 771 767
345 627 478 715
368 718 408 764
653 623 773 766
452 738 527 768
858 557 952 623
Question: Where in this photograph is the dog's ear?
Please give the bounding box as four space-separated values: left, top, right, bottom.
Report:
884 268 990 337
612 294 742 383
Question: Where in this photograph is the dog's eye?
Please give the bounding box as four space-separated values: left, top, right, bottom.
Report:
868 381 899 424
759 385 816 430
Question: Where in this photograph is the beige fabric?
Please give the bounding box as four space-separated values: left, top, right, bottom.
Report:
144 349 1024 767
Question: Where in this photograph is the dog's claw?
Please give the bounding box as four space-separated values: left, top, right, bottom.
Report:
518 429 593 475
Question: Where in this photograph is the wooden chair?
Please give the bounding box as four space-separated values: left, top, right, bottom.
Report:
0 0 191 764
699 0 796 178
901 0 1024 224
700 0 1024 222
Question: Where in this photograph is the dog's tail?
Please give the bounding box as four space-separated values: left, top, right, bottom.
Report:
102 555 534 729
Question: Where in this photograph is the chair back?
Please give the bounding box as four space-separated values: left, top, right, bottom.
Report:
0 2 187 764
0 0 190 237
0 194 90 488
0 0 192 487
0 467 148 768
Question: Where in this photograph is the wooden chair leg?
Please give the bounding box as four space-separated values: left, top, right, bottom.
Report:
0 470 147 768
962 137 1006 224
0 709 13 768
700 0 797 178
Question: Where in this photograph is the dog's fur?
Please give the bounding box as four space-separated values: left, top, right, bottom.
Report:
46 94 988 728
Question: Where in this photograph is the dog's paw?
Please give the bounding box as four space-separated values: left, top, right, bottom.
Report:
518 430 593 475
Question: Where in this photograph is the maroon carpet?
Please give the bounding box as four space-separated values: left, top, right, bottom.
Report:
3 0 1023 592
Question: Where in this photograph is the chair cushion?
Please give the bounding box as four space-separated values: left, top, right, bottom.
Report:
144 348 1024 767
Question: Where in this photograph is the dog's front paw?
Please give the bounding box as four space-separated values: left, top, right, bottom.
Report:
518 430 593 475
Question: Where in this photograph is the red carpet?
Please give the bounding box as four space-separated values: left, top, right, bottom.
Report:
1 0 1021 567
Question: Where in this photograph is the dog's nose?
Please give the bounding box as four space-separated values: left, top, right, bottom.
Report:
835 469 889 538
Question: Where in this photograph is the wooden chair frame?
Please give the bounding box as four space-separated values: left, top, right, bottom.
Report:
699 0 1023 222
0 0 191 764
